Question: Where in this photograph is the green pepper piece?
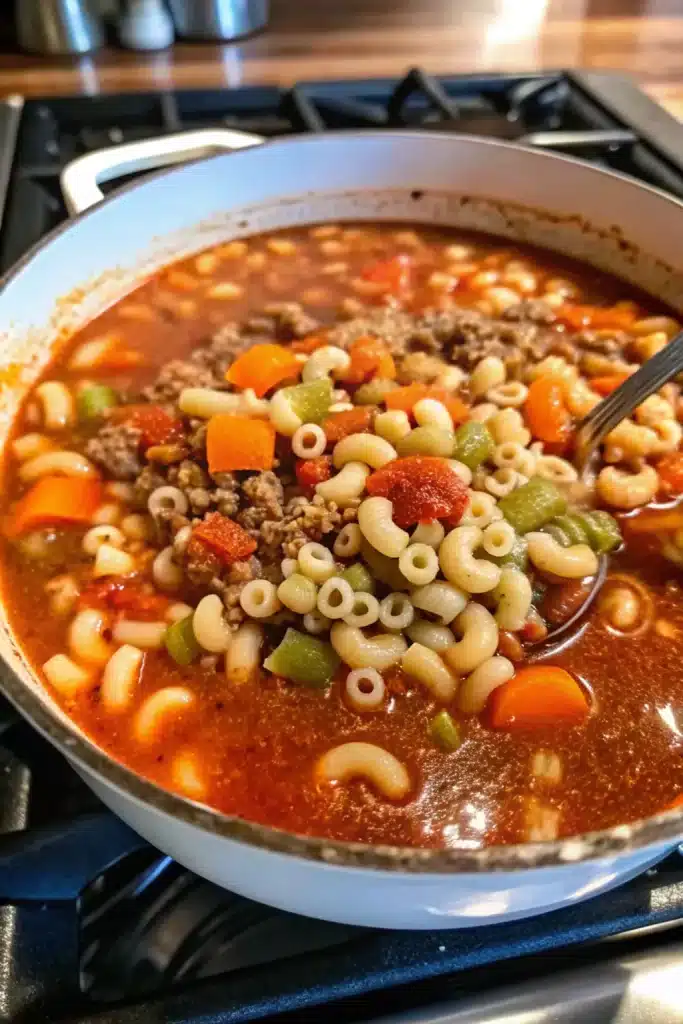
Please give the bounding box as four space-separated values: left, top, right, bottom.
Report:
553 514 589 546
339 562 375 593
429 710 462 751
281 379 332 424
360 538 410 591
354 377 398 405
452 421 494 470
488 533 528 571
498 477 567 533
165 615 201 667
396 426 455 458
263 627 340 689
542 522 571 547
77 383 118 421
577 510 622 553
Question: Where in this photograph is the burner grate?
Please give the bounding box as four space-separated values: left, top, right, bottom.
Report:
2 67 683 1023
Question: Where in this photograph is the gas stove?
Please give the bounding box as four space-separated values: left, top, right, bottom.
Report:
2 68 683 1024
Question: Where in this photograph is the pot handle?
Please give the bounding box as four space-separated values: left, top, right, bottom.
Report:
60 128 265 216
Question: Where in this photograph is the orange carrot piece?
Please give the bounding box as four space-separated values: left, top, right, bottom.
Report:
95 347 146 371
189 512 257 565
291 334 328 354
490 665 589 730
625 506 683 534
206 414 275 472
524 376 572 444
590 373 631 396
322 406 374 443
341 335 396 385
7 477 103 537
656 452 683 496
385 383 469 424
558 304 636 332
225 343 301 397
666 794 683 810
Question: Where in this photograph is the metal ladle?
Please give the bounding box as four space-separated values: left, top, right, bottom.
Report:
531 328 683 653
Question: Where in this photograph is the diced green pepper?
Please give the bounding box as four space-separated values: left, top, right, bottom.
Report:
354 377 398 405
552 514 589 546
77 383 118 422
360 538 410 591
488 533 528 571
396 426 455 458
429 710 462 751
542 522 571 547
281 379 332 424
452 421 494 470
498 477 567 534
575 510 622 554
340 562 375 593
165 615 201 667
263 627 340 689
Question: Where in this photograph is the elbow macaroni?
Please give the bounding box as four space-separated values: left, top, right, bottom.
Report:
358 496 410 558
439 525 502 594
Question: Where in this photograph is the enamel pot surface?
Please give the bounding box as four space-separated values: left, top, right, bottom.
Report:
0 129 681 928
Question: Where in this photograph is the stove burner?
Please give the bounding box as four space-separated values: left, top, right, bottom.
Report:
2 67 683 1023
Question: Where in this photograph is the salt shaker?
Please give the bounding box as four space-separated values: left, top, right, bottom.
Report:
118 0 175 50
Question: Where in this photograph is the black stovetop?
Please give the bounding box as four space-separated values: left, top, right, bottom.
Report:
2 68 683 1024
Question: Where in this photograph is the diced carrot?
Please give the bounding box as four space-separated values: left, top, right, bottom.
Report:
6 477 103 537
361 254 412 294
341 336 396 385
524 376 572 445
625 506 683 534
115 404 183 449
206 414 275 472
490 665 589 730
189 512 257 565
94 347 146 371
225 343 301 397
590 373 632 396
558 304 636 332
322 406 374 443
656 452 683 496
291 334 328 354
385 383 469 424
666 794 683 810
295 456 333 492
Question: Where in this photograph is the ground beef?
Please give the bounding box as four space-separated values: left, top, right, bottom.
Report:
396 351 449 385
86 424 143 480
239 471 284 527
262 302 320 339
501 299 558 325
574 329 627 355
328 308 416 355
192 324 250 378
132 465 167 508
143 358 217 403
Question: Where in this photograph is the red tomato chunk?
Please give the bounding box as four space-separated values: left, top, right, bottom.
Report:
367 456 468 527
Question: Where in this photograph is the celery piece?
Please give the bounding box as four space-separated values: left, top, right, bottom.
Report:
452 421 494 470
354 377 398 405
396 426 455 458
165 615 201 667
498 477 567 533
553 514 589 546
263 627 339 688
340 562 375 593
488 534 528 572
429 710 462 751
77 383 118 421
576 510 622 553
281 379 332 424
542 522 571 547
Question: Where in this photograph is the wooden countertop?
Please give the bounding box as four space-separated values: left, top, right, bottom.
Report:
1 0 682 120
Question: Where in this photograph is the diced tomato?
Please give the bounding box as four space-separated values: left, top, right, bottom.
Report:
189 512 257 565
557 304 636 332
361 254 412 295
115 404 183 449
295 456 333 493
322 406 374 443
367 455 469 527
79 579 169 620
656 452 683 496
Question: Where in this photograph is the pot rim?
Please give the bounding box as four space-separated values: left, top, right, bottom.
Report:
1 128 682 874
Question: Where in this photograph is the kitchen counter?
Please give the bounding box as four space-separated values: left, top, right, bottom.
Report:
0 0 682 117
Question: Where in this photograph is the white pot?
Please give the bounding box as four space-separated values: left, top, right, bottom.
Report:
0 129 682 929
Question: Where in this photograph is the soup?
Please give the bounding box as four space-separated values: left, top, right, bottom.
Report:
2 222 683 850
